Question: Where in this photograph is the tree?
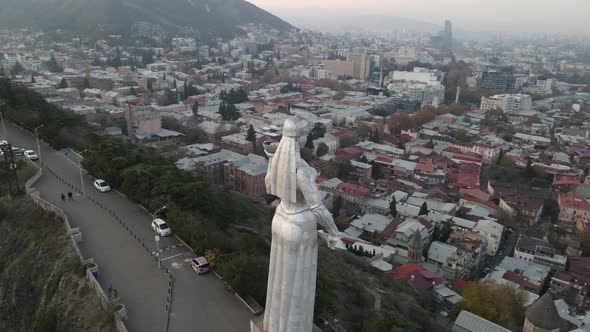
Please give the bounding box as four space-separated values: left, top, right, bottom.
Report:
165 89 178 105
451 283 526 331
581 232 590 257
83 76 90 90
419 202 428 216
192 102 199 118
146 77 153 92
332 195 343 218
387 112 415 133
389 197 397 217
10 62 25 76
45 54 63 73
304 132 314 150
300 147 314 161
454 128 470 142
246 124 257 152
129 87 137 96
334 157 353 179
58 78 68 89
316 143 329 157
357 123 370 140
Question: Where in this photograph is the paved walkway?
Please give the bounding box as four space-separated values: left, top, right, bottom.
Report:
5 122 252 332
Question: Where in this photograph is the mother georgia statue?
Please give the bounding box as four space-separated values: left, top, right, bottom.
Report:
262 117 339 332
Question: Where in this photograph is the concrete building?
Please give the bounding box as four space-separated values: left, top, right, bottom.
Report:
478 68 516 91
224 154 268 199
321 53 370 80
480 94 532 113
473 219 504 256
514 236 567 271
558 192 590 224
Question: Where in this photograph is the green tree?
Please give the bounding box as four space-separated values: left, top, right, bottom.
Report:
454 128 470 142
129 87 137 96
10 62 25 76
451 282 526 331
334 157 353 179
45 54 63 72
58 78 68 89
419 202 428 216
581 232 590 257
246 124 257 152
192 102 199 118
316 142 329 157
146 77 153 92
332 195 343 218
300 147 314 161
358 123 370 140
82 76 90 90
305 132 314 150
217 253 266 299
389 197 397 217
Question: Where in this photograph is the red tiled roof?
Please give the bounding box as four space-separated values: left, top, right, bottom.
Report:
393 263 426 280
553 174 580 186
336 181 370 198
559 192 590 211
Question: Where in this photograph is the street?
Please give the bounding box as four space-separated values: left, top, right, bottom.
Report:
4 122 252 332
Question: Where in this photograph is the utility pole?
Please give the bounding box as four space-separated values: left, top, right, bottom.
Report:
34 125 44 161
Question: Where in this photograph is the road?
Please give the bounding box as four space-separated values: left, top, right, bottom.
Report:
4 122 252 332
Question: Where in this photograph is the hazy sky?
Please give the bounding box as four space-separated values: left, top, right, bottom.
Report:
247 0 589 35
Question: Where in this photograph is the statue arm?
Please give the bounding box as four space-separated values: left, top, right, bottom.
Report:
297 167 339 237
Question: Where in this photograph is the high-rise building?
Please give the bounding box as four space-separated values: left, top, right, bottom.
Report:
478 68 516 91
443 20 453 54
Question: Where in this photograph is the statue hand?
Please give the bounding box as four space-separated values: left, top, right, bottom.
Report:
328 235 338 250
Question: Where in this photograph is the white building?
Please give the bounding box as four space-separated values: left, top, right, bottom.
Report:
473 219 504 256
480 94 532 113
514 236 567 270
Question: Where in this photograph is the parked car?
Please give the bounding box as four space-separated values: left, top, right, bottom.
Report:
93 179 111 192
151 218 172 237
24 150 39 160
0 139 8 146
190 256 211 275
11 147 24 156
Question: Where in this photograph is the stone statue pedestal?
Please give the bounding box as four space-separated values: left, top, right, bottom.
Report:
250 316 323 332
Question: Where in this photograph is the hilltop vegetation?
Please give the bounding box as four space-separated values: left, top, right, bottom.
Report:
0 0 293 37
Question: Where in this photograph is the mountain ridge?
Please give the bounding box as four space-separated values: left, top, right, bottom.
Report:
0 0 293 37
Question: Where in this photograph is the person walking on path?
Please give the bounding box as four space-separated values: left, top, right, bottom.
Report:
60 193 65 201
67 192 73 200
107 285 113 300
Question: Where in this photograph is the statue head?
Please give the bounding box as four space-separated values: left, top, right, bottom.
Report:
265 117 303 203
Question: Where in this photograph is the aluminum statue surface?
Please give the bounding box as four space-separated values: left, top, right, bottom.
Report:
262 117 339 332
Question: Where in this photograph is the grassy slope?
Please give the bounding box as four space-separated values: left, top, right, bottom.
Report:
0 197 114 332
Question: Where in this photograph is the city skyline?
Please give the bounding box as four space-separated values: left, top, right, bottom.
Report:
248 0 590 35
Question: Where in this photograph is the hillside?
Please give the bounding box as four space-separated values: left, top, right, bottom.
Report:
0 196 114 332
0 0 293 37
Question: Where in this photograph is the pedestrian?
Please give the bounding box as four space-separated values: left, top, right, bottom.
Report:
60 193 65 201
113 288 118 299
107 285 113 300
68 192 73 200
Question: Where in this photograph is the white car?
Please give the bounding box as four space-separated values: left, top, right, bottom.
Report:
152 219 172 237
24 150 39 160
93 179 111 192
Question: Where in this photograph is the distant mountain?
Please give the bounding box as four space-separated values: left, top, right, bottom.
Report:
281 12 441 35
0 0 293 37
